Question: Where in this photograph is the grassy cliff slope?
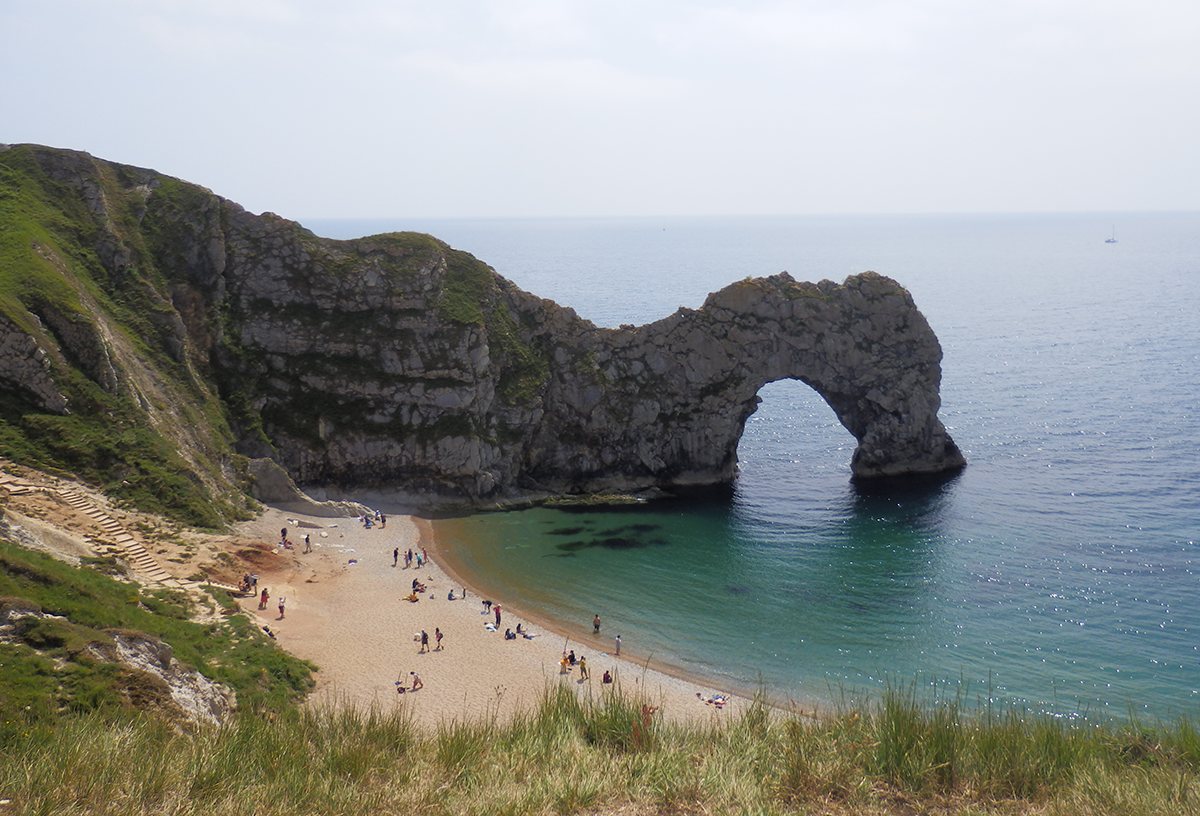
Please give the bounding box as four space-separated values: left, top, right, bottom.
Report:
0 145 253 527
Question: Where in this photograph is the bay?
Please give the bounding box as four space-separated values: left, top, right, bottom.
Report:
307 213 1200 721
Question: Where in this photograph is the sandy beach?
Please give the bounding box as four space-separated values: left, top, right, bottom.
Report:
232 505 751 729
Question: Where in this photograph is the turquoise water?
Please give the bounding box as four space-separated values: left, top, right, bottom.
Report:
310 213 1200 721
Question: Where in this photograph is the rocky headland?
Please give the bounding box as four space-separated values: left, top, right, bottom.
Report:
0 144 963 516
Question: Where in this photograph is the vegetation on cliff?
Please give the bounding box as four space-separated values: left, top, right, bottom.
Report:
2 143 964 521
0 145 250 528
0 538 314 732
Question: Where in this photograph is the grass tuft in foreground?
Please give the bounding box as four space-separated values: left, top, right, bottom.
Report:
3 682 1200 815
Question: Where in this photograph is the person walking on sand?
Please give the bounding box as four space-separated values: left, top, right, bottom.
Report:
259 588 269 610
578 656 589 679
419 630 429 653
303 534 312 553
393 547 399 567
593 614 601 634
278 596 286 619
435 627 443 650
494 604 502 626
615 634 621 656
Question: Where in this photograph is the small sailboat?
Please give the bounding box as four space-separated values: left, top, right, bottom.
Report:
1105 226 1118 244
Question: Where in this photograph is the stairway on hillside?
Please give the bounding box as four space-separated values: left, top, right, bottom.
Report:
1 461 252 595
54 485 182 587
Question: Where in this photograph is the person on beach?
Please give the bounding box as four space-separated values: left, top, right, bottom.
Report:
410 671 423 691
303 534 312 553
278 596 286 619
483 600 492 613
419 630 429 653
259 588 269 610
567 650 576 666
435 627 443 650
494 605 502 626
615 635 621 656
578 656 589 679
380 513 386 528
393 547 399 567
593 614 601 634
560 654 570 673
280 527 287 543
602 670 612 684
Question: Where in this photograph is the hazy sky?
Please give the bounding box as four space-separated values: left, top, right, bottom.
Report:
3 1 1198 219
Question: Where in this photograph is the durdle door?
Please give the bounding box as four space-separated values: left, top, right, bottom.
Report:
522 271 966 492
0 144 964 510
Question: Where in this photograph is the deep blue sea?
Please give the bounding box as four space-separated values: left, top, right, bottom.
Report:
307 213 1200 722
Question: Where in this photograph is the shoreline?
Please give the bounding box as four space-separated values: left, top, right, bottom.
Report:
233 505 774 728
424 515 819 717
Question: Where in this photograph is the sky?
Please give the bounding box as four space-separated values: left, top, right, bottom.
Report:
2 0 1199 220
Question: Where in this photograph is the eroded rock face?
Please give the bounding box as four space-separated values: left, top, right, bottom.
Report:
526 272 965 490
0 146 964 507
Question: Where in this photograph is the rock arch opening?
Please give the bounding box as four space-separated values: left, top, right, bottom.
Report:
523 271 965 497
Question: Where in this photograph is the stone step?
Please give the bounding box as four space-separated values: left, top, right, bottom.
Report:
1 464 185 591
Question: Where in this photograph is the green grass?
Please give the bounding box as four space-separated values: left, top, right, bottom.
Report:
1 681 1199 815
0 146 251 527
0 538 315 728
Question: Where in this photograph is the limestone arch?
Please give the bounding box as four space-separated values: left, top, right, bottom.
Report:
524 271 965 494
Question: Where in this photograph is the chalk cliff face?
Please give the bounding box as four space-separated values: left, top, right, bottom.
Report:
0 144 963 512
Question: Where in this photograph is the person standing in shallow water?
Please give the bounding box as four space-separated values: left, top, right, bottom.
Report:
593 614 601 634
615 634 621 656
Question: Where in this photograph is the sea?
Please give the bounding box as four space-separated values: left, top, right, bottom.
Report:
305 213 1200 723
